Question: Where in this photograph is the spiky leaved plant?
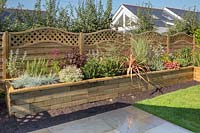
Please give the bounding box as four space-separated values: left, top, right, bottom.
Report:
127 38 164 94
26 58 49 77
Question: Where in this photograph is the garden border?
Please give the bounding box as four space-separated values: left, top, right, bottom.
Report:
5 66 197 117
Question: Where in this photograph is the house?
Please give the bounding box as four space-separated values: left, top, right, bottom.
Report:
0 8 46 21
112 4 200 33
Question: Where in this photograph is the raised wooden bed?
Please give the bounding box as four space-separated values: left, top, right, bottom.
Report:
193 67 200 81
5 67 195 117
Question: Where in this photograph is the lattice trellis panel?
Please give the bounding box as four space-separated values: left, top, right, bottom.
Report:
133 31 167 46
9 28 80 47
84 41 131 56
84 29 131 46
170 33 193 44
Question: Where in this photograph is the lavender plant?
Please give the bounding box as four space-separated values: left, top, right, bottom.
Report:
6 49 27 78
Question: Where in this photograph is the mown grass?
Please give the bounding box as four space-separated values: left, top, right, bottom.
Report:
134 85 200 132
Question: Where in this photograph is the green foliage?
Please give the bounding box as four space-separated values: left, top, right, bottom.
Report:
0 0 112 32
131 38 149 64
148 58 164 71
132 2 154 34
50 60 61 74
71 0 112 32
6 49 27 78
11 73 58 88
81 56 125 79
81 57 101 79
148 45 165 71
26 58 49 77
56 7 71 30
161 53 174 62
59 65 83 82
0 0 6 13
99 56 125 77
193 51 200 66
168 7 200 35
195 29 200 45
174 47 192 67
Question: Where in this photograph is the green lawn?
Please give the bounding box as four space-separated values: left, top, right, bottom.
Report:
134 85 200 132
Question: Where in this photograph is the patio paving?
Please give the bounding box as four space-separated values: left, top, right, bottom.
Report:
30 106 193 133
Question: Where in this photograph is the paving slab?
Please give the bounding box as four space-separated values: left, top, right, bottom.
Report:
144 122 193 133
30 106 193 133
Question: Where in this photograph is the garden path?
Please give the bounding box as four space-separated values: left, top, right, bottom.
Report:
30 106 193 133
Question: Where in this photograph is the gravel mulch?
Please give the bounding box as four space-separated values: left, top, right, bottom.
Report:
0 81 199 133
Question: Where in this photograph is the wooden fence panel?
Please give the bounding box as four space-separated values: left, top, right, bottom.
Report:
0 32 5 90
169 33 194 52
133 31 167 46
0 28 195 82
9 28 80 62
83 29 131 55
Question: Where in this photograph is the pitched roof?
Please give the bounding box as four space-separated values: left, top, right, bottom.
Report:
0 8 46 20
122 4 175 27
121 4 200 28
166 7 199 17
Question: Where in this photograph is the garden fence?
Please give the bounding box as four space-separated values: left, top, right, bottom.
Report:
0 27 196 85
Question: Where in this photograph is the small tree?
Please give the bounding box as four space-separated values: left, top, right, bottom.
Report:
168 7 200 35
0 0 6 13
132 2 154 34
56 7 71 30
71 0 112 33
45 0 58 27
33 0 44 27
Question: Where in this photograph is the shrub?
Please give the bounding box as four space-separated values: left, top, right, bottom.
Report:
99 56 126 77
59 65 83 82
148 45 165 71
193 51 200 66
168 8 199 35
131 38 149 64
81 56 126 79
49 60 61 74
7 49 27 78
148 58 164 71
161 53 174 62
195 29 200 45
26 58 49 76
164 61 180 70
11 73 58 89
62 47 87 68
174 47 192 67
81 57 101 79
131 2 154 34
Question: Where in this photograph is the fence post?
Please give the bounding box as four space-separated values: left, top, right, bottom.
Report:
79 32 84 55
193 34 196 52
166 34 170 53
2 31 9 79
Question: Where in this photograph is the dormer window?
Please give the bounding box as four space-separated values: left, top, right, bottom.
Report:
162 14 174 21
152 15 159 19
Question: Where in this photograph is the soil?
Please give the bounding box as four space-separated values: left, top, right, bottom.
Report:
0 81 199 133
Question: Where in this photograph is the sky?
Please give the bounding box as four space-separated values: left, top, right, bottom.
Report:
6 0 200 13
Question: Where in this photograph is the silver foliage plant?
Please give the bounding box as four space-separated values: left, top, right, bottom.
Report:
59 65 83 82
7 49 27 78
11 73 58 88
